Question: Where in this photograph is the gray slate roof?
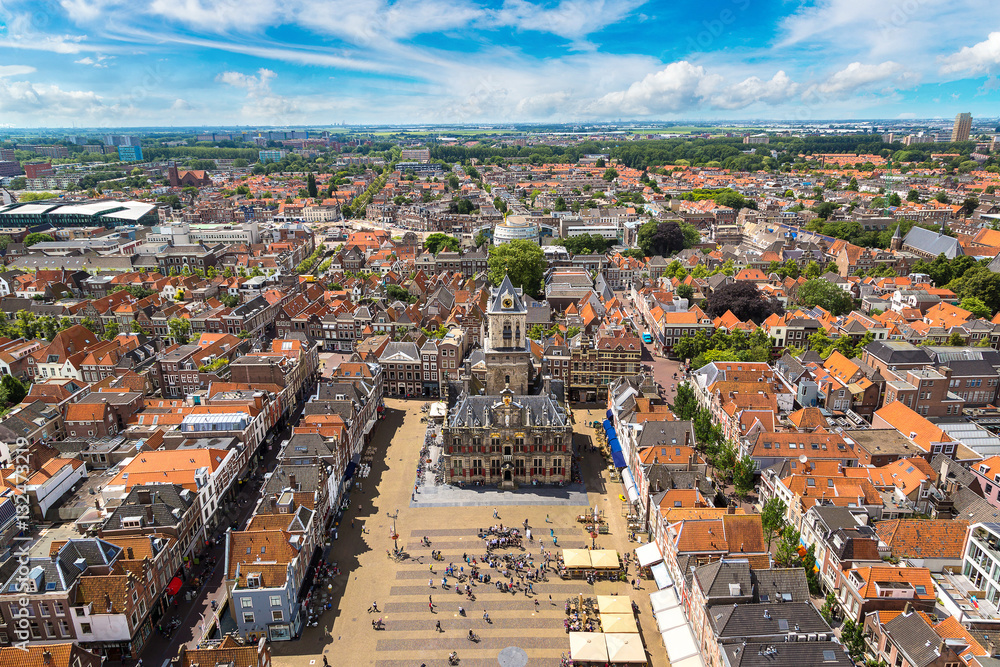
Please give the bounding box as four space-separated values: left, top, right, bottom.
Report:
723 642 852 667
903 226 963 259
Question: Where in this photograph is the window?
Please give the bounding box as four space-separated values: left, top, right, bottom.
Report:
80 623 92 634
272 610 283 622
241 597 253 609
243 612 255 624
269 596 281 607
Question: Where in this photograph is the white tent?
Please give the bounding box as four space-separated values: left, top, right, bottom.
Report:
597 595 632 614
635 542 663 568
622 469 639 503
649 588 680 615
601 613 639 633
655 606 687 634
650 562 673 590
671 655 706 667
569 632 608 662
663 625 699 664
605 633 646 664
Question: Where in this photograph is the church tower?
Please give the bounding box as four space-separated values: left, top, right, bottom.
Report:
890 223 903 251
483 275 530 395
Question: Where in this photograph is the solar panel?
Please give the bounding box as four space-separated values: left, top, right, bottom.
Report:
777 619 789 630
823 650 837 661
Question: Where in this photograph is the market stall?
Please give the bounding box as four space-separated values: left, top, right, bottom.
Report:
590 549 620 570
601 613 639 633
663 625 700 665
635 542 663 568
569 632 609 664
649 587 681 615
605 633 647 664
597 595 633 615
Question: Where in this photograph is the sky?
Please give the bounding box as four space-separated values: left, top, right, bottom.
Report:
0 0 999 127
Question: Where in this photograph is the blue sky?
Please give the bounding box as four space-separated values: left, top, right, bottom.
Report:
0 0 999 127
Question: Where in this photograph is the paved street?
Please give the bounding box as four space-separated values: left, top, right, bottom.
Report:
268 398 669 667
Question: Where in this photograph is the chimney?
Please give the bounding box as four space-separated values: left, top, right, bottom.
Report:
126 546 134 560
687 454 694 472
145 505 154 524
903 602 912 615
684 430 691 447
42 651 51 664
289 474 297 491
727 504 736 515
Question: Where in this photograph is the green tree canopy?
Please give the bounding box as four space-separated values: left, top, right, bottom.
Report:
488 240 545 297
24 232 54 247
796 279 854 315
424 233 460 254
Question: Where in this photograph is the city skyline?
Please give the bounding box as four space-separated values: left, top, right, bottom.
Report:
0 0 999 127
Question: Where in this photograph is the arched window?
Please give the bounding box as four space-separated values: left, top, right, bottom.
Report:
505 374 510 385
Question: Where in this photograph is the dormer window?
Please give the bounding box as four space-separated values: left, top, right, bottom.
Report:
246 574 261 589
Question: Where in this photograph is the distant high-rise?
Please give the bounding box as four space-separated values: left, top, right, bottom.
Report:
952 113 972 142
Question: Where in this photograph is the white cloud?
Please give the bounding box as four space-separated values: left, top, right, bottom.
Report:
0 65 37 77
591 61 719 115
170 98 193 111
0 12 90 54
0 77 104 116
495 0 646 43
590 61 800 115
74 54 114 67
216 67 299 122
709 71 798 109
940 31 1000 74
803 61 909 100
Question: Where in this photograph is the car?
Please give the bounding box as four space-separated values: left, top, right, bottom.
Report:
641 333 653 344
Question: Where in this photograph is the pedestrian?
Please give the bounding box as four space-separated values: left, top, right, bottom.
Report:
429 579 433 588
371 619 376 629
436 620 442 632
545 514 551 523
493 508 498 519
351 517 355 529
549 595 553 604
429 595 433 605
534 599 539 609
430 600 434 612
323 656 328 667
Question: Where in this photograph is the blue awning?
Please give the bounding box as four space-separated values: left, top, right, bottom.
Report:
609 437 621 453
612 449 627 468
603 419 614 433
343 461 357 480
606 409 614 420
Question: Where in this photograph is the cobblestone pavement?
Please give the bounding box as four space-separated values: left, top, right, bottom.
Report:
269 399 668 667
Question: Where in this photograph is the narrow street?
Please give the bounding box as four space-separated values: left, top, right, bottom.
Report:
137 384 315 665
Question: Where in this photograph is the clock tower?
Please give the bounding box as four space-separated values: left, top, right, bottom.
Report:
484 275 530 395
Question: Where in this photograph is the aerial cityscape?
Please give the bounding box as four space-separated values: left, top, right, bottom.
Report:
2 2 1000 667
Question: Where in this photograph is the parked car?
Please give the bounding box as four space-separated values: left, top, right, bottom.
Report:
641 333 653 344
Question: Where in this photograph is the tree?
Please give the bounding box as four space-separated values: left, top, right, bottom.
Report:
307 172 318 199
554 196 567 212
81 317 99 334
704 281 783 324
805 260 823 279
488 240 544 297
935 191 950 203
424 233 460 254
888 192 902 207
820 592 837 625
960 296 992 319
474 230 490 247
672 383 698 420
637 220 691 257
733 455 756 496
841 619 867 662
386 284 412 303
675 283 695 301
760 497 787 551
774 526 801 568
796 279 854 315
0 375 27 406
102 321 120 341
847 177 858 191
23 233 54 247
168 317 191 344
565 325 581 339
907 189 921 202
603 167 619 181
947 331 966 346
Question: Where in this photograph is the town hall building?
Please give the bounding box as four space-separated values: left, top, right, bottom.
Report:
441 276 572 489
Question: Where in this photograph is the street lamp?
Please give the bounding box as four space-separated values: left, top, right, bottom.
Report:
387 510 399 554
